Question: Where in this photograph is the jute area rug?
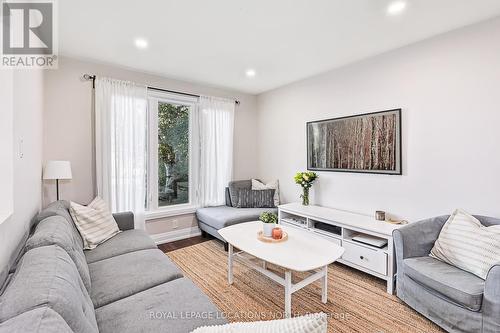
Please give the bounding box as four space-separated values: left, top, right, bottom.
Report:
167 240 444 333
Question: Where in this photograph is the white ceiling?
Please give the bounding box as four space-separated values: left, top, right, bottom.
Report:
59 0 500 94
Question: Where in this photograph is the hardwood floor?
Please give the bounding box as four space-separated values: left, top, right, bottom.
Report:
158 235 212 253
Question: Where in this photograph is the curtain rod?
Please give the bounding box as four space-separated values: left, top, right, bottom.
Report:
82 74 240 105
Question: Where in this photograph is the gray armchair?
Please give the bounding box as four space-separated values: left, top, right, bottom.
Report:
393 215 500 333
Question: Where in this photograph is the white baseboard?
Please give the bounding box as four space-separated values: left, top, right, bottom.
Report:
150 226 201 245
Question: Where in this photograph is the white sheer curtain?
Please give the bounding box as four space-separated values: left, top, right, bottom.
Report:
193 96 235 207
95 77 148 229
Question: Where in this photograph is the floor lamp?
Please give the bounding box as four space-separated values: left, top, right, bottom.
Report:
43 161 72 200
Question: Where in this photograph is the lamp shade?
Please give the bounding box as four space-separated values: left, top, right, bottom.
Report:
43 161 72 180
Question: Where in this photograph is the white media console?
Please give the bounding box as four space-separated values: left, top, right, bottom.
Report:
278 203 402 294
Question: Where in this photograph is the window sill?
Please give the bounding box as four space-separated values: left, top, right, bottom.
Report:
145 205 198 221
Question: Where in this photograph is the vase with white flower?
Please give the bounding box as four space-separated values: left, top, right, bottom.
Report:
294 171 318 206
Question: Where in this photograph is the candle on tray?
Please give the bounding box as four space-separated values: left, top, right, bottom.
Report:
272 227 283 240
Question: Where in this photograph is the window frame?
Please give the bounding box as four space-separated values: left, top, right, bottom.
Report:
146 90 198 216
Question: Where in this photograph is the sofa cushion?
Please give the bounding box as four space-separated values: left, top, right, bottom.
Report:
225 187 231 206
0 245 98 333
35 200 73 224
84 229 157 264
252 179 280 207
0 308 73 333
26 215 91 291
228 180 251 207
70 197 121 250
236 189 276 208
404 256 485 311
88 249 183 308
196 206 278 230
95 277 226 333
35 200 84 250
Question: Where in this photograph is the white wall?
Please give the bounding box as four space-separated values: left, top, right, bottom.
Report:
256 18 500 221
0 70 13 223
43 57 258 235
0 70 44 285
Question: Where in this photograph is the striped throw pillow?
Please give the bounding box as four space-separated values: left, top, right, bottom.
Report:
69 197 121 250
237 189 276 208
191 313 327 333
252 179 280 207
430 209 500 279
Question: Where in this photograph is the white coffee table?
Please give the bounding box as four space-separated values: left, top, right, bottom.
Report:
219 221 345 317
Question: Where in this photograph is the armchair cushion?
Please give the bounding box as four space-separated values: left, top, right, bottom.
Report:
404 256 485 311
430 209 500 279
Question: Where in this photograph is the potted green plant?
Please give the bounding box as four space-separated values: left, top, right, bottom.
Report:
259 211 278 237
294 171 318 206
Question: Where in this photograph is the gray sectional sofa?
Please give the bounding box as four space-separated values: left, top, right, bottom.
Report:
0 201 226 333
196 180 278 249
393 215 500 333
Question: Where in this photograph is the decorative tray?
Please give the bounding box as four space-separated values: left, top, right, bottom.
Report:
257 231 288 243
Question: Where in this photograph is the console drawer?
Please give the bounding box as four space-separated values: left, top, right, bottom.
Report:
342 241 387 275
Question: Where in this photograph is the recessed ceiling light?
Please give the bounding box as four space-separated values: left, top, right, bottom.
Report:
245 69 256 78
134 38 148 49
387 1 406 16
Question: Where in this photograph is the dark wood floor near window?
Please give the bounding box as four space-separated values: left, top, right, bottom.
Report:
158 235 211 253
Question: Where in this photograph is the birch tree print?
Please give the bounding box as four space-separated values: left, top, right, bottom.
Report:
308 110 400 174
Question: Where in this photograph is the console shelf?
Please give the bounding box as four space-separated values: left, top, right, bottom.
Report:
278 203 403 294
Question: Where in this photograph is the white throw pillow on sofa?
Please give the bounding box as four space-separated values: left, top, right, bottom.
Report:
191 313 327 333
430 208 500 279
252 179 280 207
69 197 121 250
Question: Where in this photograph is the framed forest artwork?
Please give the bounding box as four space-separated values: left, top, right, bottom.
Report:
307 109 402 175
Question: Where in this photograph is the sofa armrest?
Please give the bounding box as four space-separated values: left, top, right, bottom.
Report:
483 264 500 332
113 212 135 231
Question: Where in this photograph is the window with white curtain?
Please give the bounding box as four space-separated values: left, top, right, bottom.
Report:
95 77 149 229
95 77 234 221
146 90 235 215
147 90 197 213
